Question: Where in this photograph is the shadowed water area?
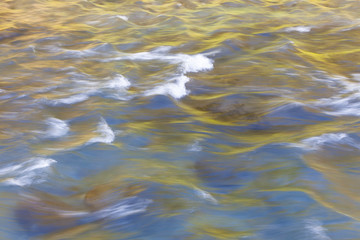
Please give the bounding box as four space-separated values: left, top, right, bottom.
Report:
0 0 360 239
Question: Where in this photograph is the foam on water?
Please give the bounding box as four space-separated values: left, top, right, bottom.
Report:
21 195 151 223
194 187 218 204
0 157 56 186
114 50 214 74
188 140 202 152
293 133 357 151
313 73 360 116
42 46 213 99
102 48 214 99
44 93 90 106
88 118 115 144
105 74 131 90
305 219 331 240
116 15 128 21
39 72 131 105
179 54 214 73
94 197 152 220
284 26 312 33
352 73 360 81
44 118 69 138
144 75 190 99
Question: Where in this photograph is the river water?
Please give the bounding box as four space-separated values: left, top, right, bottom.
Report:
0 0 360 239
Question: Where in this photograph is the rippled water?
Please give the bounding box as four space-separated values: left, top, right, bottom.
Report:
1 0 360 239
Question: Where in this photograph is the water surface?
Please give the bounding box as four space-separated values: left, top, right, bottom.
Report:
0 0 360 239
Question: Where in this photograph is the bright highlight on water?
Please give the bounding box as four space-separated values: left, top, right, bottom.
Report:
0 0 359 239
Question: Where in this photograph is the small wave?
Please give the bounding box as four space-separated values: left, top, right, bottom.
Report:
179 53 214 73
49 43 117 60
93 197 152 220
104 74 131 90
102 48 214 99
194 187 218 204
293 133 357 151
144 75 190 99
116 15 128 21
312 73 360 116
284 26 312 33
44 118 69 138
19 194 151 224
38 72 131 105
304 219 331 240
110 49 214 74
43 46 214 99
42 93 90 106
0 157 56 186
56 197 152 220
88 118 115 144
188 140 202 152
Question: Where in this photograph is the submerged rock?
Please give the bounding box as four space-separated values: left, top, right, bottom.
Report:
181 95 264 124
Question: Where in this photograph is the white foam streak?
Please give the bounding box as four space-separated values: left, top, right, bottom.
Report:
43 47 213 100
57 210 90 217
188 140 202 152
116 15 128 21
22 158 56 172
88 118 115 144
314 73 360 116
0 164 23 176
194 187 218 204
47 94 89 105
284 26 312 33
120 51 214 74
95 197 152 219
292 133 360 151
27 196 151 221
305 219 331 240
44 118 69 138
352 73 360 81
103 49 214 99
0 157 56 186
179 54 214 73
105 74 131 90
302 133 347 149
144 75 190 99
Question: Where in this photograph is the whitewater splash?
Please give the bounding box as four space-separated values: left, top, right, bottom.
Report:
40 73 131 106
43 118 69 138
88 117 115 144
35 45 213 101
100 46 214 99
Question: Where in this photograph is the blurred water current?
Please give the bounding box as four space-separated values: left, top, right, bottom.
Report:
0 0 360 239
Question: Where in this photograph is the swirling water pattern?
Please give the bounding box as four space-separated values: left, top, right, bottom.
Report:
0 0 360 239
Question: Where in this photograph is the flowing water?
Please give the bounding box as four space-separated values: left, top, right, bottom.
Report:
0 0 360 239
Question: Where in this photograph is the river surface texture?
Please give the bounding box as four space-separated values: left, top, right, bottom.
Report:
0 0 360 239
